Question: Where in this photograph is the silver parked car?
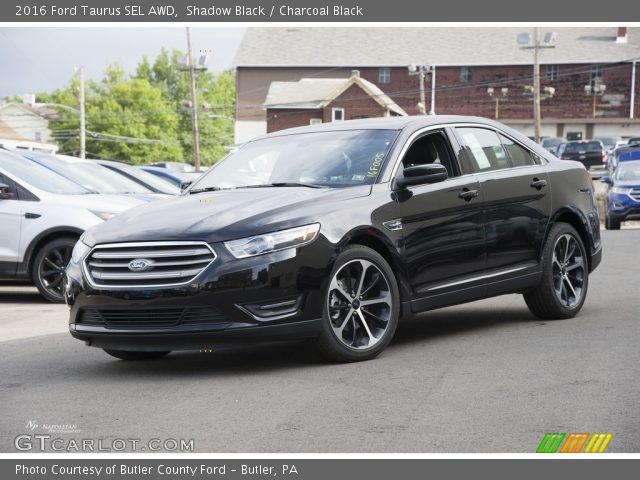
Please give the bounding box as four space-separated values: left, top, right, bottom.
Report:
0 149 148 302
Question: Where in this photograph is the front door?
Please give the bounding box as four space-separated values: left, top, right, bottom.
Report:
395 130 486 305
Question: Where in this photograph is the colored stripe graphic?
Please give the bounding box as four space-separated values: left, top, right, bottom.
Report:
584 433 613 453
537 433 613 453
559 433 589 453
537 433 566 453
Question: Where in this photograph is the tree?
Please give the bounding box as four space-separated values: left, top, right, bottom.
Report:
136 48 235 165
36 49 236 165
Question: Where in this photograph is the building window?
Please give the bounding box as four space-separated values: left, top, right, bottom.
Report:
309 118 322 125
546 64 558 81
35 131 42 141
378 67 391 84
460 67 472 83
332 108 345 122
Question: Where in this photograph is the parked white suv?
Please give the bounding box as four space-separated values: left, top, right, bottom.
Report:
0 149 148 302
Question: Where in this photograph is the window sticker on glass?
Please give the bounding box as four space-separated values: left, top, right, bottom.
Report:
367 152 386 178
462 133 491 169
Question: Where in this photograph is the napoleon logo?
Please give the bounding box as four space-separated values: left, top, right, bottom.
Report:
128 259 153 272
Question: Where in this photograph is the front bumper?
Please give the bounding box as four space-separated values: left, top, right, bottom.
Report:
66 240 333 351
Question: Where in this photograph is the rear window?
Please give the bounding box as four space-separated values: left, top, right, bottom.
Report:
564 142 602 153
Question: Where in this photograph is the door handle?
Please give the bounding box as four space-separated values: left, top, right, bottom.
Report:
458 189 479 201
530 178 548 190
24 212 41 219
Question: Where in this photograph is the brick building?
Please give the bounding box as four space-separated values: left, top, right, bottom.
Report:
233 27 640 143
264 71 406 133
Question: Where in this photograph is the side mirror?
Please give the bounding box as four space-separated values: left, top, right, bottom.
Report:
0 183 13 200
396 163 448 189
600 176 613 185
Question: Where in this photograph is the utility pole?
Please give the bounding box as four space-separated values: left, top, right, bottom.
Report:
429 66 436 115
631 60 637 119
408 64 433 115
186 27 201 172
78 66 86 159
532 28 541 144
518 29 556 144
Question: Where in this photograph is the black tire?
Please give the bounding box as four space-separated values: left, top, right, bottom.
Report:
605 213 621 230
32 236 77 303
524 223 589 320
315 245 400 362
103 349 171 361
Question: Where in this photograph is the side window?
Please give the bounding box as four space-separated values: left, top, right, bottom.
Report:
498 133 538 167
455 127 511 174
401 131 457 178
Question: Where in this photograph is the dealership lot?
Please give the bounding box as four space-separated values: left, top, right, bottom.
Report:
0 230 638 453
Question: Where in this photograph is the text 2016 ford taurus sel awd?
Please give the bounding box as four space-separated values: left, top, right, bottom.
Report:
65 116 602 362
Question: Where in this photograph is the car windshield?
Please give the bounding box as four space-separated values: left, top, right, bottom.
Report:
109 163 181 194
189 129 399 191
0 150 88 194
542 138 563 148
596 137 617 149
29 155 153 194
615 163 640 181
564 142 602 153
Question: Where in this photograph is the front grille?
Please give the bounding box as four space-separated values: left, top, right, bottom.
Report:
77 306 228 329
630 189 640 201
84 242 216 288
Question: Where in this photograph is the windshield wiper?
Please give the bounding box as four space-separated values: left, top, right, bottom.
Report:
235 182 323 189
188 186 224 194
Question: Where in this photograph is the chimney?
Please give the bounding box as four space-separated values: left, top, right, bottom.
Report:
351 70 360 78
616 27 628 43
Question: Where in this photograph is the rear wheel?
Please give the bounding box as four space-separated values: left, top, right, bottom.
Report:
316 245 400 362
524 223 589 320
103 350 171 361
32 237 76 303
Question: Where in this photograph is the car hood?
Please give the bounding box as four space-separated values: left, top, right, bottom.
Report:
42 192 150 212
83 186 372 246
612 180 640 189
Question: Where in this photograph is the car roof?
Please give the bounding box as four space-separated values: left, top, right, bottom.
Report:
253 115 517 140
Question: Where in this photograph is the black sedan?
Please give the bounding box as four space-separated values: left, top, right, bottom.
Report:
65 116 602 362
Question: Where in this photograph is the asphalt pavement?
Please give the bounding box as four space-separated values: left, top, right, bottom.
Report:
0 230 638 453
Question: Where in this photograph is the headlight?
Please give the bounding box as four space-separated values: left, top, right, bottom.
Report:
612 186 632 195
89 210 117 221
70 240 91 264
224 223 320 259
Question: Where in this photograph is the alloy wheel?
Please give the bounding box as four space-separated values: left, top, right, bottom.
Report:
38 245 72 300
552 233 585 308
327 259 393 350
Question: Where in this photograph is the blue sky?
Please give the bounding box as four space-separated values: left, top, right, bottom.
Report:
0 27 246 99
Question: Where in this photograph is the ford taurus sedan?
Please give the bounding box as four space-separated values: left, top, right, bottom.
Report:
65 116 602 362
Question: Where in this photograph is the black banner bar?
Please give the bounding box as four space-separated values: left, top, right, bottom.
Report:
3 0 640 22
3 459 640 480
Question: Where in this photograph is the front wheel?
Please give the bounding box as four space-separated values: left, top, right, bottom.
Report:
524 223 589 320
315 245 400 362
32 237 77 303
103 350 171 361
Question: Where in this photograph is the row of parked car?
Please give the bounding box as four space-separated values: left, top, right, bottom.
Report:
0 149 203 302
540 136 640 230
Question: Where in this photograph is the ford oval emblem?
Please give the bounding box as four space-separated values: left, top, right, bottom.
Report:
128 258 153 272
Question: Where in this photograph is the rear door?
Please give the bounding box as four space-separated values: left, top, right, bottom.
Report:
452 127 551 273
0 173 22 277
